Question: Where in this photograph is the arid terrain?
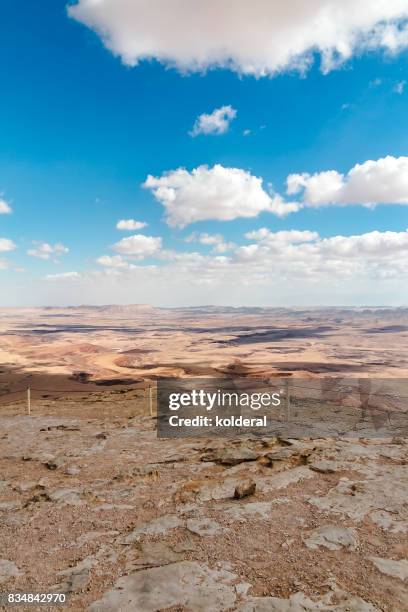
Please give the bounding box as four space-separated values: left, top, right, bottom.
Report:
1 305 408 383
0 306 407 611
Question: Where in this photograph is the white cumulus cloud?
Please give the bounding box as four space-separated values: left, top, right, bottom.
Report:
190 105 236 136
97 254 137 269
320 230 408 257
68 1 408 76
0 238 16 252
185 232 235 253
245 228 319 244
234 228 408 283
116 219 147 231
143 164 299 227
287 155 408 208
45 272 80 281
0 199 12 214
112 234 162 258
41 228 408 305
27 242 69 260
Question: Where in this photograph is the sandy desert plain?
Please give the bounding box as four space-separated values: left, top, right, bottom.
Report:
0 305 408 611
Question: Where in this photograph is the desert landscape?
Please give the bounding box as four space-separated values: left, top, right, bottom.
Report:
1 304 408 383
3 0 408 609
0 306 407 610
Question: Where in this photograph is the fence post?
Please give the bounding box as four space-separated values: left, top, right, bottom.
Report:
27 388 31 416
149 385 153 417
285 379 290 422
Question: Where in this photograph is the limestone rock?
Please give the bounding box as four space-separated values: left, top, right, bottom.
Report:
186 517 223 536
49 488 84 506
58 557 97 593
234 478 256 499
309 460 341 474
237 587 378 611
309 464 408 521
303 525 358 551
368 557 408 581
127 542 183 569
43 455 66 470
88 561 237 611
122 514 183 543
369 510 408 533
65 465 81 476
0 559 23 584
201 446 260 466
224 499 289 521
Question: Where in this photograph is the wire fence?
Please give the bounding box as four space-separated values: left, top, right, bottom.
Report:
0 382 157 421
1 378 407 404
0 377 407 436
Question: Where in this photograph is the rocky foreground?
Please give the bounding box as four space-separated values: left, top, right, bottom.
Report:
0 404 408 611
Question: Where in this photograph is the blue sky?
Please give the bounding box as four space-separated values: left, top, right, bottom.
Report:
1 0 408 306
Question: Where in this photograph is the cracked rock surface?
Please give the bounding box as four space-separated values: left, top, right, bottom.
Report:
0 404 407 611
